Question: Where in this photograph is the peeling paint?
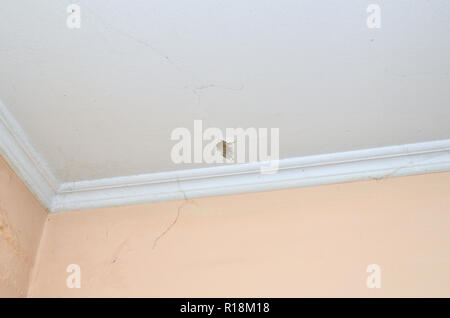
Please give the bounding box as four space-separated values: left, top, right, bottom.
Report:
0 157 47 297
0 205 21 256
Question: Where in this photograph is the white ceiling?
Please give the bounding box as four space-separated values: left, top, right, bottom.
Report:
1 0 449 183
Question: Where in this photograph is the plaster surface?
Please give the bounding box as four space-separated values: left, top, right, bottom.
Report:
1 0 449 182
28 171 450 297
0 157 47 297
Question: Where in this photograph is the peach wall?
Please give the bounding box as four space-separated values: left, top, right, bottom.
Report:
27 171 450 297
0 156 47 297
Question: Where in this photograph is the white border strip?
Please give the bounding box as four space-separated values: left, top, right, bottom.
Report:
0 101 58 209
2 100 450 213
52 139 450 213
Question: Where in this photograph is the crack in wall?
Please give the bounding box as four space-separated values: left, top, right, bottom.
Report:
151 200 187 250
371 151 450 182
81 2 244 105
111 239 131 264
152 178 193 250
83 4 187 75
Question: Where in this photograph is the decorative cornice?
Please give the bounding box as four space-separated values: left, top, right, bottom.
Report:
1 100 450 213
52 139 450 213
0 101 58 210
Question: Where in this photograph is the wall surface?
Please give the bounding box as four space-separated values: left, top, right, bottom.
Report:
28 172 450 297
0 156 47 297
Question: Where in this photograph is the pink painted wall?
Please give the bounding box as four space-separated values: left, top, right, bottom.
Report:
28 172 450 297
0 156 47 297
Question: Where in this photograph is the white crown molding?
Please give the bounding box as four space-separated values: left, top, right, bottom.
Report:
0 101 58 210
1 101 450 213
52 139 450 213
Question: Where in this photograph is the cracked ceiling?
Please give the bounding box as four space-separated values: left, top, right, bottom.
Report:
0 0 449 183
